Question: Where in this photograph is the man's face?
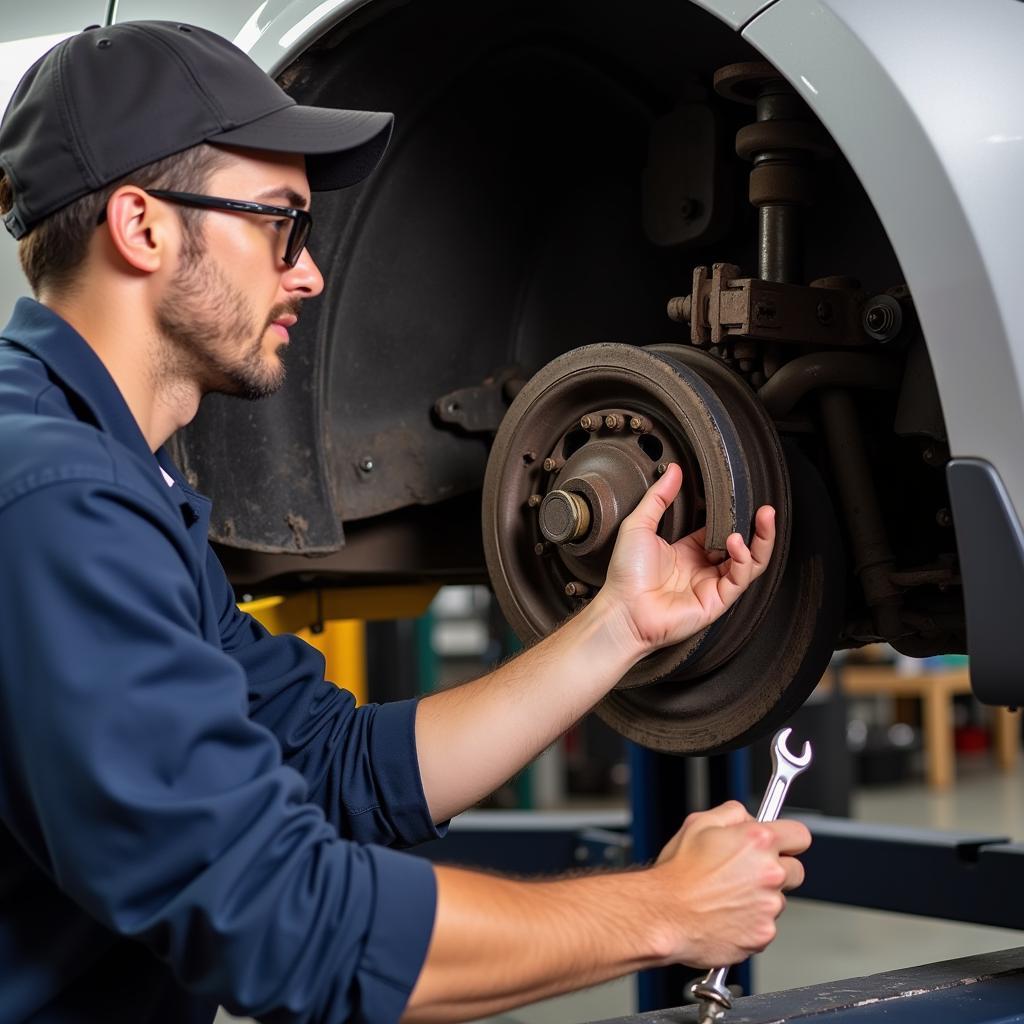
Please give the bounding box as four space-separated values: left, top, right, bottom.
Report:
155 149 324 400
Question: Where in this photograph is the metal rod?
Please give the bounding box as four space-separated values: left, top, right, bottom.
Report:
818 389 904 638
758 205 800 284
758 351 902 418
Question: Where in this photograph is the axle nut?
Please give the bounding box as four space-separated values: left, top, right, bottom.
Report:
539 490 592 545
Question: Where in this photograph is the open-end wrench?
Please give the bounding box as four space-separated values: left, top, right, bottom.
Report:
688 727 812 1024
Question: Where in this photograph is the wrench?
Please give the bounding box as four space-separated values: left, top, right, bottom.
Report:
688 727 812 1024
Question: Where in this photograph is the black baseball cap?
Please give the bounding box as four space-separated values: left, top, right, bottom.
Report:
0 21 394 239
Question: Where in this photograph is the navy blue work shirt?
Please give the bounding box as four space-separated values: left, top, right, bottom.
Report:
0 299 442 1023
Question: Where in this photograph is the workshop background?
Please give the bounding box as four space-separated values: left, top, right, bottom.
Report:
218 583 1024 1024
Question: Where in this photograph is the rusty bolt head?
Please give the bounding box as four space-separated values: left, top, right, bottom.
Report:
580 415 599 431
564 581 591 598
542 457 560 473
533 541 549 556
667 295 692 323
629 416 650 433
527 494 543 508
604 414 623 431
656 463 668 476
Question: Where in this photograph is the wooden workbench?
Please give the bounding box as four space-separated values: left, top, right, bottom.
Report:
837 665 1019 789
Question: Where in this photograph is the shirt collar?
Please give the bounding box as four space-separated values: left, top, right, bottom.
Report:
1 297 155 466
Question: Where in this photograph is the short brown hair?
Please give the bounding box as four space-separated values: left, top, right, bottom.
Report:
0 143 231 297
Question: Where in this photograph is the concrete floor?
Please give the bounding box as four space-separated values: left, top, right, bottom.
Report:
218 753 1024 1024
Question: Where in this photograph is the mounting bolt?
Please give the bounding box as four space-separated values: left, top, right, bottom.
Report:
580 415 600 431
667 295 692 323
863 294 903 342
629 416 651 434
656 463 668 476
921 446 944 467
542 457 561 473
564 580 591 598
527 494 543 508
534 541 551 556
358 456 375 473
604 414 624 431
816 301 834 325
936 508 953 528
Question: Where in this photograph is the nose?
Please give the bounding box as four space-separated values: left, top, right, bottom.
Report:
282 245 324 298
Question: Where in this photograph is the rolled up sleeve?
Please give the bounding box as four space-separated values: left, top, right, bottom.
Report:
0 478 436 1023
208 550 447 849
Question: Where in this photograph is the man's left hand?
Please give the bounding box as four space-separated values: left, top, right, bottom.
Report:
598 463 776 653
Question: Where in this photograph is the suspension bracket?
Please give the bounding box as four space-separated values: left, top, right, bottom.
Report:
669 263 886 348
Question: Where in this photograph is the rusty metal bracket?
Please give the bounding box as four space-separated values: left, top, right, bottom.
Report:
669 263 878 348
434 366 528 434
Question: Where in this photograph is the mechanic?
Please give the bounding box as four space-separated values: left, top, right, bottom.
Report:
0 21 809 1024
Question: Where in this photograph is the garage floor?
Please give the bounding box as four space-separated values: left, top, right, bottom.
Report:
216 753 1024 1024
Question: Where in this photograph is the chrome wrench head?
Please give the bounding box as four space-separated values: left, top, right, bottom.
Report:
758 727 812 823
690 968 731 1024
773 726 812 771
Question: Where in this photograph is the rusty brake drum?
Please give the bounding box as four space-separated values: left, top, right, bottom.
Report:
481 342 844 753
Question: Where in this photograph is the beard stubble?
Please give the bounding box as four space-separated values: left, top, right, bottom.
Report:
155 239 299 402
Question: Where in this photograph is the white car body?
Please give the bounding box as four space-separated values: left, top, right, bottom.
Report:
3 0 1022 715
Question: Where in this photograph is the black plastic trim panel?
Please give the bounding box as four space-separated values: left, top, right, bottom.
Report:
946 458 1024 707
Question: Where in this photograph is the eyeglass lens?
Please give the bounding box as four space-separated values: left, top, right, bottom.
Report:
285 214 312 267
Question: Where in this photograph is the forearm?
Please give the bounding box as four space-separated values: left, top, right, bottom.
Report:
415 593 644 822
405 804 813 1023
403 864 669 1023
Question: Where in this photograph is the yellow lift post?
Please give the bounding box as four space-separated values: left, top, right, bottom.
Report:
239 585 440 705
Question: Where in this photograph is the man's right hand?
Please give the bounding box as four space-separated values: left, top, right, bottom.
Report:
405 800 811 1023
650 800 811 968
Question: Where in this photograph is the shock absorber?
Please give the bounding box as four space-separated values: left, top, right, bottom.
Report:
714 61 905 642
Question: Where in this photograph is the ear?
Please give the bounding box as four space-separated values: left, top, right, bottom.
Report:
102 186 172 274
